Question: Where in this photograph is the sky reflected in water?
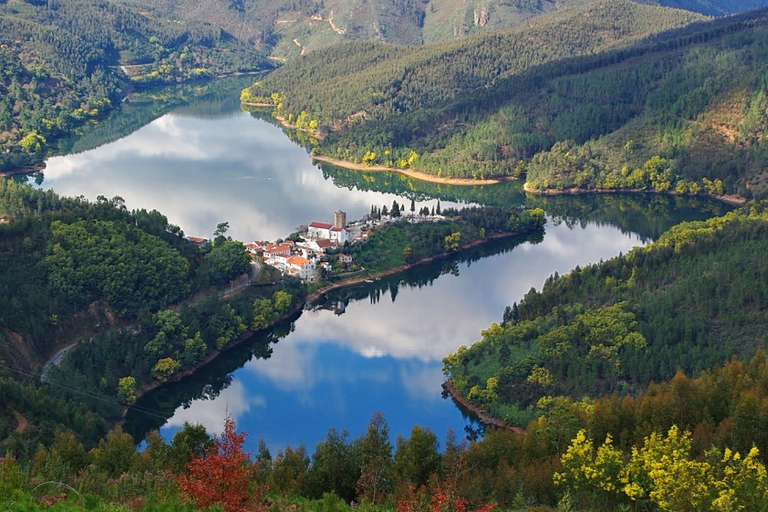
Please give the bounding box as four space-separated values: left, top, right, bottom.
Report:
43 110 458 243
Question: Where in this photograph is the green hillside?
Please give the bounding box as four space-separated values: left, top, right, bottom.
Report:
246 3 768 197
117 0 768 59
0 0 269 172
443 201 768 426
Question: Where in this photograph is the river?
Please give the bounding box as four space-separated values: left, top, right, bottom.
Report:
35 78 732 455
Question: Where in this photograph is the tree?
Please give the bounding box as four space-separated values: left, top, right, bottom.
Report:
307 428 359 502
356 412 393 504
393 426 441 490
177 417 265 512
444 232 461 252
169 422 213 473
199 240 250 285
152 357 180 382
213 222 229 245
117 376 136 404
89 426 138 478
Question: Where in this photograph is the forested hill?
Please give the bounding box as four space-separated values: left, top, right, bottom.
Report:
119 0 768 60
0 0 269 172
247 3 768 197
443 200 768 427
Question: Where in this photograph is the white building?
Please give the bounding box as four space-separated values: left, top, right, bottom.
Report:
308 222 348 244
286 256 316 280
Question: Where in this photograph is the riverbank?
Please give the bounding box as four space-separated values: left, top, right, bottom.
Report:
522 182 747 205
442 380 525 435
240 102 515 186
128 299 305 406
310 154 516 186
0 163 46 178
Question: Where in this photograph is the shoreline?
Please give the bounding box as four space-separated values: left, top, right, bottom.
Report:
310 154 517 186
522 182 747 205
240 102 515 187
127 226 540 414
442 380 525 435
0 163 46 178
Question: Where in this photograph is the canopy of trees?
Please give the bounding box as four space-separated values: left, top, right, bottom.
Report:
444 200 768 426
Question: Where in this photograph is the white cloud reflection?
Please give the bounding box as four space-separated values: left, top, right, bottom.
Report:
164 380 265 435
41 110 460 242
244 222 643 392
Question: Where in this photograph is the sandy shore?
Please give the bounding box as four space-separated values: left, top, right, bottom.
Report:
442 380 525 435
311 154 516 186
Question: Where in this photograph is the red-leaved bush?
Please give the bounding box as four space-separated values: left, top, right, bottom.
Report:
176 417 266 512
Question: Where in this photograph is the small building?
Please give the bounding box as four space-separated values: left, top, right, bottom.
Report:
308 221 348 244
301 238 335 254
187 236 209 247
287 255 316 280
338 253 353 264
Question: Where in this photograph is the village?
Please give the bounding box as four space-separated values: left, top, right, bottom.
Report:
222 204 448 283
252 205 449 282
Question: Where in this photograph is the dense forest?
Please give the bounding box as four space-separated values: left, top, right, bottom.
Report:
0 180 305 452
0 0 269 172
443 201 768 429
246 2 768 197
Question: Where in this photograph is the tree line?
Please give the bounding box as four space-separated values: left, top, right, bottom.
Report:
245 3 768 196
5 351 768 511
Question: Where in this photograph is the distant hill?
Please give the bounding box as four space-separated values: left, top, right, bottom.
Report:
247 2 768 197
117 0 768 59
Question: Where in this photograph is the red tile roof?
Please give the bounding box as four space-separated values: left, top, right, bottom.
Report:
287 256 309 267
316 239 333 248
265 244 291 254
309 221 333 229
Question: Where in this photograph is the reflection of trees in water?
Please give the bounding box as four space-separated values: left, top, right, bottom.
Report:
52 76 258 158
123 314 297 442
529 193 734 241
249 100 734 241
317 164 734 241
316 232 544 312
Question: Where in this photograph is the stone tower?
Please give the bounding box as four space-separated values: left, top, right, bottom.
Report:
334 210 346 229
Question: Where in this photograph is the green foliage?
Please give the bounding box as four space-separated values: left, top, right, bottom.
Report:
117 376 137 405
43 217 190 317
249 5 768 196
198 240 251 287
556 425 768 512
445 200 768 423
354 206 544 272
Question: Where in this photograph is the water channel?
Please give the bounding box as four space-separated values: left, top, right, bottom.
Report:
36 78 733 454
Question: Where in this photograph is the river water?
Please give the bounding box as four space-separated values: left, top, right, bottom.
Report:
37 79 732 454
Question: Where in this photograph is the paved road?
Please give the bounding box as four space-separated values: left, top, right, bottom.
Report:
40 343 77 382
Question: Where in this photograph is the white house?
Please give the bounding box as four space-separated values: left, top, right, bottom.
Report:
286 256 316 280
308 221 348 244
263 243 292 265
